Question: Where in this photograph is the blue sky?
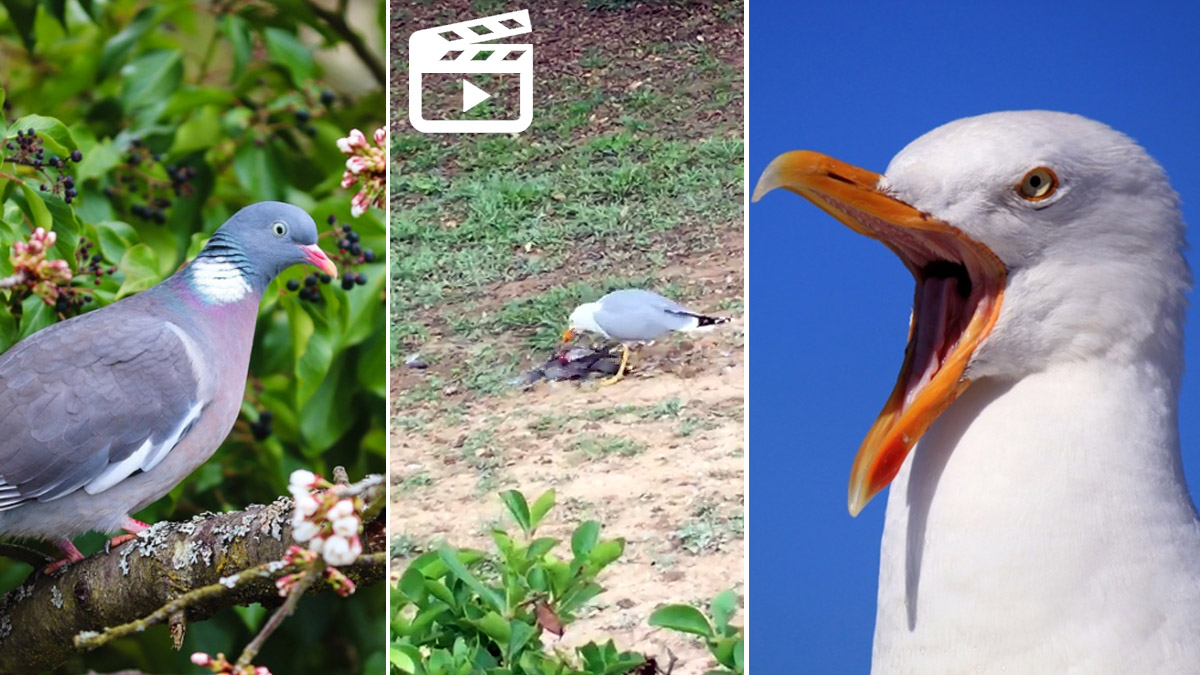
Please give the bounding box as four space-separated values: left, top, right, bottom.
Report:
749 3 1200 671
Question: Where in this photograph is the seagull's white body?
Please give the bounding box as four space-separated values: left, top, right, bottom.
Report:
760 111 1200 673
877 365 1200 673
869 112 1200 673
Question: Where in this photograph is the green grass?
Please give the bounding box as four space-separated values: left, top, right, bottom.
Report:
570 433 646 459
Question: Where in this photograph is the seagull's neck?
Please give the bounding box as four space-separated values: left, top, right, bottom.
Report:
874 355 1200 672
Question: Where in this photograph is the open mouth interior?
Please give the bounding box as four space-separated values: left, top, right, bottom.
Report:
822 196 992 417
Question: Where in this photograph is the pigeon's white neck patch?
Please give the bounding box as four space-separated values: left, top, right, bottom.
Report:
191 258 252 304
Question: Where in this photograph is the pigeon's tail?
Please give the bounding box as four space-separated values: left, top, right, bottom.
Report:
694 314 731 328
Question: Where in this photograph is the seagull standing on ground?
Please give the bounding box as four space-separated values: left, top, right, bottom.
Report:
561 288 730 384
755 111 1200 673
0 202 336 572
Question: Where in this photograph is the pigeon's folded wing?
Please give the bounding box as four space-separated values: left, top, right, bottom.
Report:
0 311 209 509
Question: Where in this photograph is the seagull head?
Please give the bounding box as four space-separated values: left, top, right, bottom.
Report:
754 110 1190 515
562 301 603 343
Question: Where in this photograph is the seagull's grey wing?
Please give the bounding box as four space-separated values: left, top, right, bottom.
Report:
593 291 699 341
0 310 207 509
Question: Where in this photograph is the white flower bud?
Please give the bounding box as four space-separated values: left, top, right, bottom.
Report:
289 470 316 490
333 515 360 537
294 493 320 517
292 519 320 543
308 536 324 554
323 534 361 566
328 498 355 520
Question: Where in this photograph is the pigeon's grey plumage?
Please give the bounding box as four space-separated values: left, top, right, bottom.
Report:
562 289 730 383
0 201 336 567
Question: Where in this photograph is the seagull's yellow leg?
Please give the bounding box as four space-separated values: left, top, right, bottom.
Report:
601 344 630 385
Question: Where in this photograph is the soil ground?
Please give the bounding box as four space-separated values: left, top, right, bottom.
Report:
389 2 744 672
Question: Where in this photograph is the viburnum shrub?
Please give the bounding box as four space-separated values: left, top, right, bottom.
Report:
391 489 648 674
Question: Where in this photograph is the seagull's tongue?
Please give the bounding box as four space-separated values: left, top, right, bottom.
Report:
904 277 959 408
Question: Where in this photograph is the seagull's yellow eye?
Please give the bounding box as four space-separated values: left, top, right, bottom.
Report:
1017 167 1058 201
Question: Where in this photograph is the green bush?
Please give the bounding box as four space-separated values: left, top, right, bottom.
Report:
0 0 385 672
391 489 647 674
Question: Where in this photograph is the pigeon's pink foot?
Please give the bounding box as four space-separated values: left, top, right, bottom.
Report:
44 539 85 574
107 518 151 548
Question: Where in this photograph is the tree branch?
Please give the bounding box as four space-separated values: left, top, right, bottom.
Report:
0 475 385 673
306 0 386 85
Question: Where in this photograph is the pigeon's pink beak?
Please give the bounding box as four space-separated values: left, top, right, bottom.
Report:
301 244 338 278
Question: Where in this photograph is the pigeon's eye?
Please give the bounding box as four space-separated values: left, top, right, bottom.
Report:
1017 167 1058 201
271 221 288 237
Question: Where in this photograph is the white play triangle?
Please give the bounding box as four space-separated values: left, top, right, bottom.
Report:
462 80 491 112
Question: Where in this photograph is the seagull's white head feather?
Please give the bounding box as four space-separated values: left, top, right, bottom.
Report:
881 110 1190 384
568 301 607 338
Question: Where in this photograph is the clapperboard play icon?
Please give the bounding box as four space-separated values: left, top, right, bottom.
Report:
409 10 533 133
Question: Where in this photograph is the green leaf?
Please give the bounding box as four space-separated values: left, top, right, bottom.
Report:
3 0 38 51
263 27 314 85
529 489 555 530
500 490 531 534
97 5 163 79
17 184 50 230
648 604 713 638
163 87 236 118
170 106 221 156
17 295 54 340
95 220 137 264
399 564 426 602
390 645 419 674
220 14 252 79
506 619 536 662
8 114 78 157
571 520 601 558
587 538 624 569
732 636 744 673
710 636 739 670
710 590 737 632
121 49 183 115
472 611 511 646
437 545 504 613
526 536 558 561
116 243 160 298
234 143 284 201
73 139 122 183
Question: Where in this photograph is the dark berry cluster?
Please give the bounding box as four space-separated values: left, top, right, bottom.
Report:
282 214 375 304
103 139 196 225
49 237 117 316
3 130 83 202
248 410 272 441
286 271 333 303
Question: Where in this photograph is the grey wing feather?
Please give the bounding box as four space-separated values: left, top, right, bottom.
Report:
0 310 205 509
594 289 701 341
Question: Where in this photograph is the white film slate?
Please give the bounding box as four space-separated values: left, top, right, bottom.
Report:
408 10 533 134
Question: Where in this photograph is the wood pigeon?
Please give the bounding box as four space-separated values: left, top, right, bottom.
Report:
0 202 336 571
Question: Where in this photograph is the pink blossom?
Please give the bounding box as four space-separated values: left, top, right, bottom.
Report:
191 652 213 666
374 127 386 146
336 129 368 154
345 156 370 175
351 190 370 218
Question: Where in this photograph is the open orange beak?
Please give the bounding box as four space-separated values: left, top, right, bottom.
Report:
753 151 1006 516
